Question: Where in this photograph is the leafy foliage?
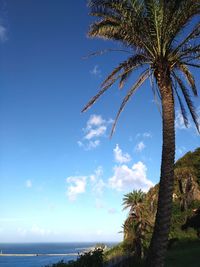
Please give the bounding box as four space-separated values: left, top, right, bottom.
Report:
165 239 200 267
122 190 154 259
175 148 200 184
123 190 146 210
46 248 103 267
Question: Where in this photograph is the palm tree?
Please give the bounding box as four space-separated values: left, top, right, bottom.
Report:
123 190 146 211
122 190 146 246
122 190 153 259
82 1 200 266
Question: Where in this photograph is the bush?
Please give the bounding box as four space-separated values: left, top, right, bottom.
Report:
46 248 103 267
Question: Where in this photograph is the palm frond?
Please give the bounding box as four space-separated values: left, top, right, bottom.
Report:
179 44 200 59
110 70 150 137
144 0 163 55
122 189 146 210
88 0 156 57
150 72 162 115
164 0 200 51
174 21 200 51
178 64 198 96
101 54 148 88
173 73 200 133
81 78 115 113
82 56 147 113
119 68 133 89
182 62 200 68
82 48 132 59
173 78 189 127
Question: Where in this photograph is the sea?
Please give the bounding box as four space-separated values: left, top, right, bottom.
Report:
0 242 116 267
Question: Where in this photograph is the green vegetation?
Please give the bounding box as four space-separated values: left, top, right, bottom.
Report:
45 248 103 267
175 148 200 184
49 240 200 267
165 239 200 267
122 190 154 259
104 242 124 262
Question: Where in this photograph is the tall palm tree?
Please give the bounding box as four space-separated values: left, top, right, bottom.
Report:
82 1 200 266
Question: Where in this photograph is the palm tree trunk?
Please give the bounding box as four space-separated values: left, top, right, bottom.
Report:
145 69 175 267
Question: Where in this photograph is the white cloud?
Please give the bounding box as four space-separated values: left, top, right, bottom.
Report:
30 224 51 236
90 166 105 195
109 161 154 192
177 146 186 155
77 140 83 147
87 114 105 128
66 176 87 201
84 115 107 140
143 132 152 138
108 208 117 214
90 166 103 182
0 25 7 42
175 108 200 134
85 126 106 140
136 132 152 139
90 65 101 77
92 178 105 195
26 179 32 188
78 114 113 150
113 144 131 164
175 111 188 130
78 139 100 150
66 166 105 202
135 141 145 152
17 225 51 237
87 140 100 149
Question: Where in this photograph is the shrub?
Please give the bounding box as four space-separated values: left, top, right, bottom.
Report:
46 248 103 267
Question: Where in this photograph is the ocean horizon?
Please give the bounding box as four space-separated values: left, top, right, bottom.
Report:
0 242 117 267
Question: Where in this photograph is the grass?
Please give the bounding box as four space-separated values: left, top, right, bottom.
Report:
165 238 200 267
45 238 200 267
104 238 200 267
104 242 124 262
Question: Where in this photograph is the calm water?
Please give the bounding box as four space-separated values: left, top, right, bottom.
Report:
0 242 115 267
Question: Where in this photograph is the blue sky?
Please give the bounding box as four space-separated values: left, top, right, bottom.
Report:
0 0 199 243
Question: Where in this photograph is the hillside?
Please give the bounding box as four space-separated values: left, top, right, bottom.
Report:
175 148 200 184
146 147 200 239
120 147 200 261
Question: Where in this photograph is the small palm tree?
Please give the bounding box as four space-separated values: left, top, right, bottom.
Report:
122 190 146 247
122 190 153 259
83 1 200 266
123 190 146 211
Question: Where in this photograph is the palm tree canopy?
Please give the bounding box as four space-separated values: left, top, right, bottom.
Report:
123 189 146 210
82 0 200 135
